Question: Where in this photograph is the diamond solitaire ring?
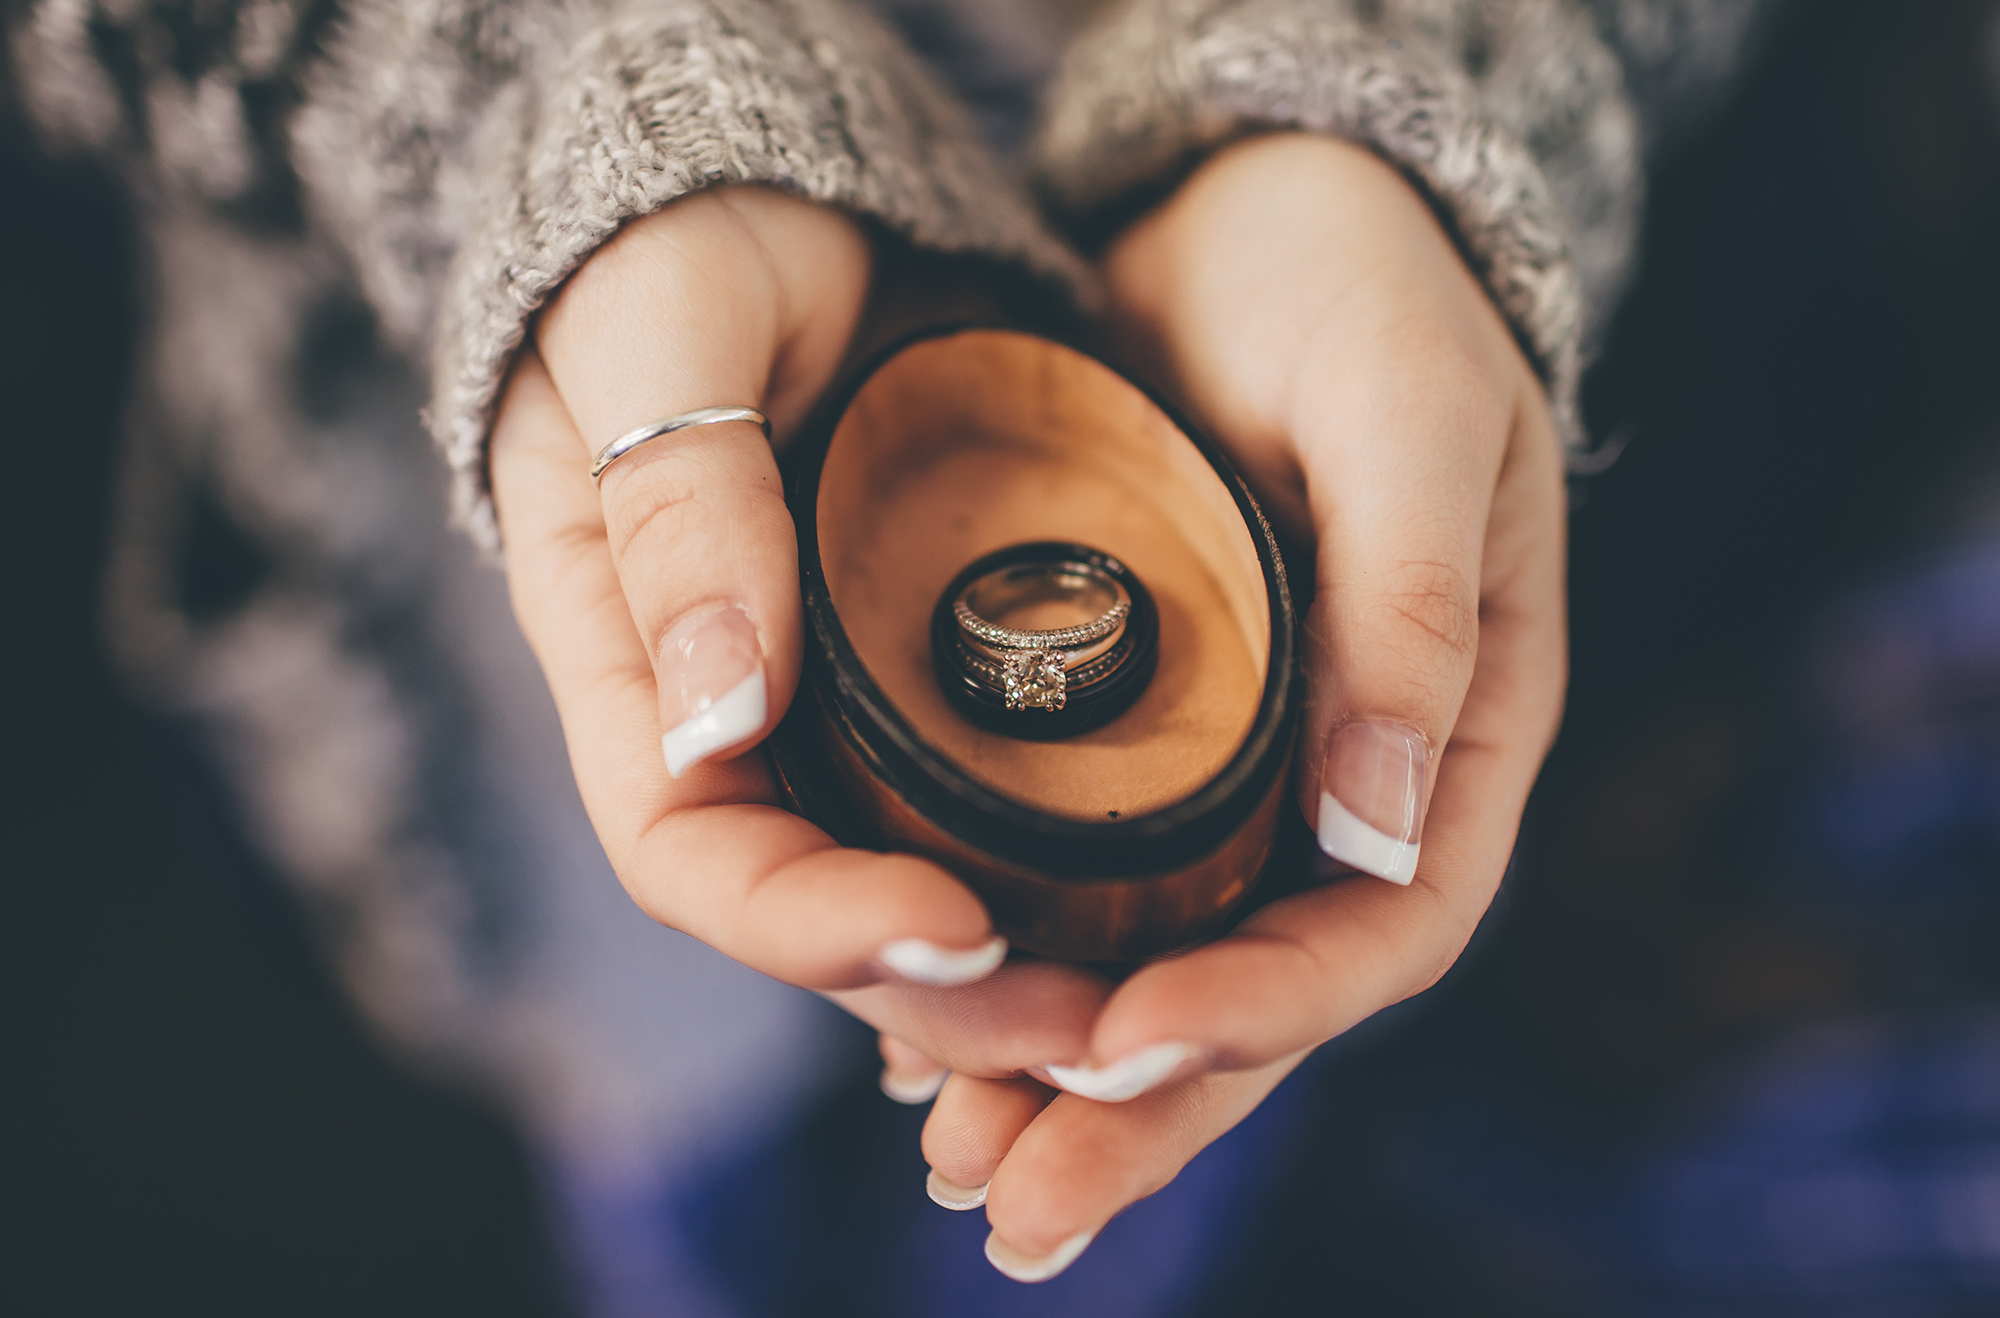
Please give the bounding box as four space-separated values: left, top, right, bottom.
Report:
932 542 1158 740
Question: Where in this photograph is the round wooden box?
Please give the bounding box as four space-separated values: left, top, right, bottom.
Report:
770 327 1299 961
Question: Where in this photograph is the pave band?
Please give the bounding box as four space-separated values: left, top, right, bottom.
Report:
953 592 1131 653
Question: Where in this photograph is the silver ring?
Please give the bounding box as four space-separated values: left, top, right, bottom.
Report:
958 626 1122 671
590 406 771 482
952 564 1131 655
932 542 1158 732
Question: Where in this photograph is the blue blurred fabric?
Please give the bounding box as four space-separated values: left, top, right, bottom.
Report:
1398 535 2000 1316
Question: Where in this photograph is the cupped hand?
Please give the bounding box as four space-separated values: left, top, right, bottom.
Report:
915 134 1570 1279
492 187 1110 1082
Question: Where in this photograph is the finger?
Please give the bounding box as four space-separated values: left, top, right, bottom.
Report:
920 1074 1055 1209
828 958 1113 1081
1268 144 1557 884
1045 390 1567 1089
536 188 870 778
979 1054 1307 1282
1104 135 1523 884
1290 304 1526 886
491 352 999 990
879 1034 948 1106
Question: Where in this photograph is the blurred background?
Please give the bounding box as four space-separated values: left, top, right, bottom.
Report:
7 0 1999 1314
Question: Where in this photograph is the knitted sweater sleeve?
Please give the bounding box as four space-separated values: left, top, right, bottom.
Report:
9 0 1081 546
1030 0 1775 453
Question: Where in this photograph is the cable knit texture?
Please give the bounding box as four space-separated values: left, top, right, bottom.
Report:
1032 0 1661 455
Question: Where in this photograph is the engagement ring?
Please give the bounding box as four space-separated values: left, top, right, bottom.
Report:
932 542 1158 739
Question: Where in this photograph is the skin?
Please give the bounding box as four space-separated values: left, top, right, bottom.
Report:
500 185 1113 1081
491 132 1567 1272
919 134 1568 1262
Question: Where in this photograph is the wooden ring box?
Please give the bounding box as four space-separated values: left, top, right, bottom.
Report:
770 327 1300 961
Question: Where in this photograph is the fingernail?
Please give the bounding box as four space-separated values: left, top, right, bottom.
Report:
925 1169 988 1210
1044 1041 1200 1103
1317 719 1430 885
878 936 1008 986
881 1067 948 1105
984 1228 1096 1283
658 605 766 777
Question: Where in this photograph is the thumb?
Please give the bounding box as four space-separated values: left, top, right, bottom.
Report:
536 188 870 776
1298 364 1509 886
595 408 797 778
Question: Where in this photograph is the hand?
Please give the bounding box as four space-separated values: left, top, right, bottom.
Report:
491 188 1110 1083
911 134 1569 1278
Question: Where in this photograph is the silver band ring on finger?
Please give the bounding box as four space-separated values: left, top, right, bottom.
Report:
589 406 771 482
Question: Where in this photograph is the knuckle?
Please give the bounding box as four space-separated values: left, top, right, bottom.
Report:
1376 555 1480 669
604 458 707 564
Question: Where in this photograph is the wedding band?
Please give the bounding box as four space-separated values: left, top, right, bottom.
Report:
952 559 1131 711
931 542 1159 740
590 406 771 482
954 583 1131 654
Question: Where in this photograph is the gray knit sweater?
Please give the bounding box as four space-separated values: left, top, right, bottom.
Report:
2 0 1776 1162
13 0 1772 544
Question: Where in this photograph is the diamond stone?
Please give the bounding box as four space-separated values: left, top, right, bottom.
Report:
1001 649 1067 711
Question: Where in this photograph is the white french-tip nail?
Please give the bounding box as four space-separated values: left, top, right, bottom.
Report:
881 1068 948 1105
984 1229 1096 1283
1044 1041 1200 1103
1317 719 1429 883
1316 792 1420 885
925 1169 988 1211
877 935 1008 986
661 670 766 777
